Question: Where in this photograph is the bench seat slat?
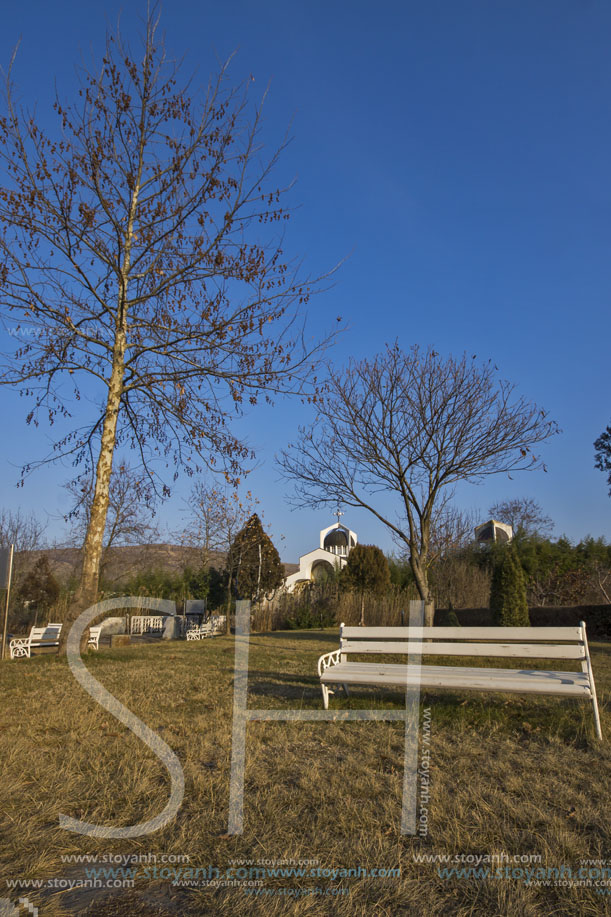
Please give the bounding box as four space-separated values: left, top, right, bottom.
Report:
323 662 589 680
321 663 592 696
340 641 584 659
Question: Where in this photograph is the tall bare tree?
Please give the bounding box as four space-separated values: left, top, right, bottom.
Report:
63 462 159 580
279 343 559 625
0 10 336 615
488 496 554 540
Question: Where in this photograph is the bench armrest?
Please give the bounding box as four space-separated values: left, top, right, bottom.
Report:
317 649 341 678
88 629 101 650
9 637 31 659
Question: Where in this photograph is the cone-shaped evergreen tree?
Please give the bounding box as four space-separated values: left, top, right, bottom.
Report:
489 544 530 626
17 555 60 625
226 514 284 601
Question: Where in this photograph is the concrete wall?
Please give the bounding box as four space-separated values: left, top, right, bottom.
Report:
99 616 128 636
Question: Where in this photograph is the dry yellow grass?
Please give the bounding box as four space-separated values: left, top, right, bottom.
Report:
0 630 609 916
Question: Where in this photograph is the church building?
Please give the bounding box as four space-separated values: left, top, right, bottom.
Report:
474 519 513 544
284 518 357 591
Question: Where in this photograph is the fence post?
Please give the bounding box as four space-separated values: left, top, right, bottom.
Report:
228 600 251 834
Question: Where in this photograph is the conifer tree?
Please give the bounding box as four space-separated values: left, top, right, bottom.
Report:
17 556 60 625
489 545 530 626
226 514 284 602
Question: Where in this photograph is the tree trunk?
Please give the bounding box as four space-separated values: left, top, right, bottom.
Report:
226 569 233 618
409 552 435 627
72 353 125 613
424 601 435 628
66 124 143 646
256 543 262 602
359 591 365 626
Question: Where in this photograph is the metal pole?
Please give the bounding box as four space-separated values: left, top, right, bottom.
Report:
1 545 15 660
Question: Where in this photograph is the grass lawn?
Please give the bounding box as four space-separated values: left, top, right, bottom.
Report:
0 629 609 916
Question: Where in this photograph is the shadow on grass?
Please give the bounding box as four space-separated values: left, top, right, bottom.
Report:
242 671 601 746
247 670 321 703
248 629 339 644
590 640 611 657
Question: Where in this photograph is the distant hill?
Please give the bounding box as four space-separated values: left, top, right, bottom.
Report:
19 543 299 587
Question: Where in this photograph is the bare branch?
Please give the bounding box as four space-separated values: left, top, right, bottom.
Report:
0 9 340 611
278 343 559 608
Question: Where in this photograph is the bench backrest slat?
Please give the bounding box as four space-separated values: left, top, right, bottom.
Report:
339 640 585 660
29 624 62 643
341 626 583 641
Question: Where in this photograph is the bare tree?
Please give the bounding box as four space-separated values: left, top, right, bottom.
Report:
429 553 492 610
63 462 159 579
594 424 611 496
0 508 45 555
427 500 480 561
0 9 337 617
588 562 610 605
0 508 47 628
176 481 261 612
177 481 258 568
488 497 553 539
0 507 46 590
279 343 559 625
391 499 480 602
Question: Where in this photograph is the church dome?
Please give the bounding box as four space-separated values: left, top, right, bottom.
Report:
324 528 348 549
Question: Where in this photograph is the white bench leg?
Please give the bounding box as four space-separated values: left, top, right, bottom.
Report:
343 684 350 697
588 687 603 741
322 684 330 710
592 697 603 742
582 622 603 741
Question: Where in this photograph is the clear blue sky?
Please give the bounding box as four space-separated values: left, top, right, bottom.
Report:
0 0 609 562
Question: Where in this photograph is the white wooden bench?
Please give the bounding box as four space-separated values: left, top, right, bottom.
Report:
317 623 603 740
186 621 214 640
186 615 226 640
88 626 103 650
9 623 63 659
